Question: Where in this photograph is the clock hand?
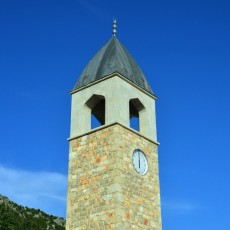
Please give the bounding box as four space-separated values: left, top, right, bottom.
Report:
138 152 140 169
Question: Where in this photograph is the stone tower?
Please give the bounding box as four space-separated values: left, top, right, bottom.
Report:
66 23 162 229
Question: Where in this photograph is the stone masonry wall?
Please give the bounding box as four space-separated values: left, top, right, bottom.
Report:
66 124 162 230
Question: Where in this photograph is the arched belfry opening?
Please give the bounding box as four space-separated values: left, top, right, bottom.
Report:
129 98 145 132
85 94 105 129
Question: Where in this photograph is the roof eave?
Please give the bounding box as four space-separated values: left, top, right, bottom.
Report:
69 71 157 99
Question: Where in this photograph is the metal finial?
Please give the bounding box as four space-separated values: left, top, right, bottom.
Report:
112 19 117 37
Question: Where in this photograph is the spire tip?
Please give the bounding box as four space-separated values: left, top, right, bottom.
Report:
112 19 117 37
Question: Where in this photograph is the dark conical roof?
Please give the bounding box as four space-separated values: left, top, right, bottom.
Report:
73 37 153 94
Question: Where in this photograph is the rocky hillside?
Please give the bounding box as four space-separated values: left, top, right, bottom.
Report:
0 195 65 230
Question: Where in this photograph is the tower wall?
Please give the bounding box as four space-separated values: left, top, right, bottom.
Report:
66 124 161 229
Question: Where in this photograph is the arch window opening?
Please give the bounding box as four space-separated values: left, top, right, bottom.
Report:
129 98 145 132
86 94 105 130
130 116 139 131
129 101 139 131
91 99 105 129
91 114 102 129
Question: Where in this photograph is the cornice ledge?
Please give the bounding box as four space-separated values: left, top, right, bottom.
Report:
69 72 157 100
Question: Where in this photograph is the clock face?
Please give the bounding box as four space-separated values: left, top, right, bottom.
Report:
132 149 148 175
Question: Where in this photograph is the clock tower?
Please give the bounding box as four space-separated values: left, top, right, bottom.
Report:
66 21 162 229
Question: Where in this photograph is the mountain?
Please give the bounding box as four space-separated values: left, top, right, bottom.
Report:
0 195 65 230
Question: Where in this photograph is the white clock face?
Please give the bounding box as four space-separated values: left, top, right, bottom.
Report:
132 149 148 175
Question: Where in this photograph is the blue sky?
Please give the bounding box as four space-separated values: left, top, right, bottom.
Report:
0 0 230 229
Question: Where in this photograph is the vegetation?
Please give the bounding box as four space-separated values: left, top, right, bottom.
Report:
0 195 65 230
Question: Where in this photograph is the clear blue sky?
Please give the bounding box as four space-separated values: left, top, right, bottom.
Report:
0 0 230 229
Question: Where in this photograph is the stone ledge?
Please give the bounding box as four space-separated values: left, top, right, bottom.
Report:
68 122 160 146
